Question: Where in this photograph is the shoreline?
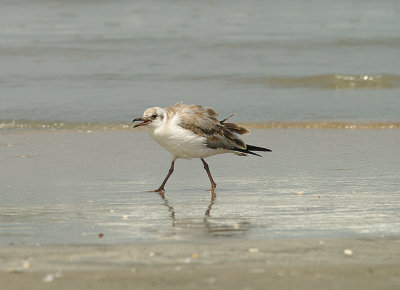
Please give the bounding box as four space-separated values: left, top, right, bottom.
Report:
1 237 399 289
1 120 400 132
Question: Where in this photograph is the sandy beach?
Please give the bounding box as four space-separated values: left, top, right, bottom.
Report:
1 238 400 290
1 129 399 289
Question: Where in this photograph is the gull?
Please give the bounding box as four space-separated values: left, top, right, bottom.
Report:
132 102 271 194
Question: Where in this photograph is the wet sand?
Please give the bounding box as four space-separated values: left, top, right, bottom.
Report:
2 129 400 244
1 238 400 289
1 129 400 288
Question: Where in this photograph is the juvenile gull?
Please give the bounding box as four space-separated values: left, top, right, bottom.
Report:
132 102 271 194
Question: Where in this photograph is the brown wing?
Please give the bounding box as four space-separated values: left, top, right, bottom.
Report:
167 103 249 150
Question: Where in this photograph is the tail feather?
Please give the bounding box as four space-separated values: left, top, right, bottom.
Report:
233 144 272 157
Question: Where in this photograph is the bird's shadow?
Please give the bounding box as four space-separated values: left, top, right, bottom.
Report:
156 191 249 238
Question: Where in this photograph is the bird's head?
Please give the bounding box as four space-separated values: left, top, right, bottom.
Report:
132 107 164 129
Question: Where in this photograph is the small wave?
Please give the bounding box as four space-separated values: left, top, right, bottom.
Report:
1 120 400 131
241 122 400 129
335 37 400 48
178 74 400 89
240 74 400 89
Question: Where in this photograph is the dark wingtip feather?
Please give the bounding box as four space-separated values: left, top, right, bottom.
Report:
233 144 271 157
233 148 262 157
246 144 272 152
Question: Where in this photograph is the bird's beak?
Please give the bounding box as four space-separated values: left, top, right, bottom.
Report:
132 117 152 128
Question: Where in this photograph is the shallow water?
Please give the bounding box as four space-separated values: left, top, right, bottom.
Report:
1 129 399 245
1 0 400 123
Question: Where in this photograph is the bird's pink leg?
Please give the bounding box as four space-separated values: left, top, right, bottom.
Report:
152 160 175 193
201 158 217 193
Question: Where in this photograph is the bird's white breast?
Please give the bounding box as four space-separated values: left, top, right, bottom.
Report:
146 116 224 159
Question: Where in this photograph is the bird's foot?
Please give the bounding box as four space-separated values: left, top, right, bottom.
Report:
149 188 165 193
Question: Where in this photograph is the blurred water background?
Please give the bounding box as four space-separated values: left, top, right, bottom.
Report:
1 0 400 124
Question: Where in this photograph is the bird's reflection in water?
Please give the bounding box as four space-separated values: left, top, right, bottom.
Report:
156 192 250 238
157 191 176 226
204 194 216 218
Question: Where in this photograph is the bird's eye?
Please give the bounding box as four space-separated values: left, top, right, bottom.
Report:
151 114 157 119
